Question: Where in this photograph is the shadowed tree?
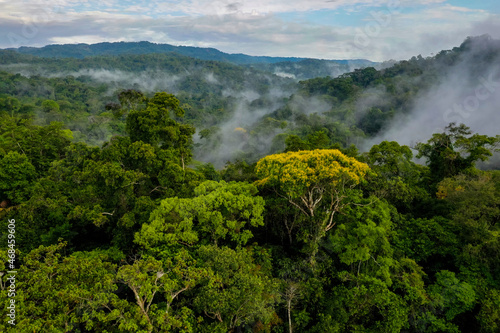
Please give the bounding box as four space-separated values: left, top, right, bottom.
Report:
416 123 499 188
126 92 195 169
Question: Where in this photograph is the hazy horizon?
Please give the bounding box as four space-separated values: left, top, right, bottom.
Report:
1 0 499 62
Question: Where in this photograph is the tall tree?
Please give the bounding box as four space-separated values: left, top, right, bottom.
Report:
126 92 195 169
135 180 265 249
193 245 278 332
416 123 499 187
255 149 370 260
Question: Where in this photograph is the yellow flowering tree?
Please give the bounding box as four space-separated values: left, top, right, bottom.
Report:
255 149 370 253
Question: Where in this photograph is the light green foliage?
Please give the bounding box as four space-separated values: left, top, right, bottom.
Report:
365 141 427 209
194 245 278 331
428 271 476 322
0 242 124 332
136 180 265 248
116 250 209 332
136 196 199 248
330 199 394 284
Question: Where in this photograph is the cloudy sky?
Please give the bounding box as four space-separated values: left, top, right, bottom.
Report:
0 0 499 61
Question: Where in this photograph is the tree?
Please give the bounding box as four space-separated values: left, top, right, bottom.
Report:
416 123 499 186
0 151 37 204
135 181 265 248
283 281 301 333
329 200 394 284
365 141 427 211
41 99 60 113
317 276 407 333
477 289 500 333
0 116 72 172
285 135 310 152
116 250 209 332
285 131 331 152
436 172 500 307
118 89 146 112
0 96 21 116
366 141 416 179
427 270 476 330
357 107 389 135
125 92 195 169
255 149 370 260
0 242 124 332
193 245 278 332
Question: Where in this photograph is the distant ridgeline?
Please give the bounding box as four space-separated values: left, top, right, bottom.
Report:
9 40 373 64
7 41 377 81
0 35 498 165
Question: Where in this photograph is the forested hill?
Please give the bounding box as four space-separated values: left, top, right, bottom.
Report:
0 35 499 166
0 36 499 332
194 35 500 167
11 41 306 63
248 58 377 80
9 40 372 66
0 50 297 146
6 41 376 80
284 34 500 146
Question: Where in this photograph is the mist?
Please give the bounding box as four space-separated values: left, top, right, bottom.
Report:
194 86 293 168
51 69 184 94
363 38 500 152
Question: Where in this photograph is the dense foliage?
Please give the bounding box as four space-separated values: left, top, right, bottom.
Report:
0 36 499 332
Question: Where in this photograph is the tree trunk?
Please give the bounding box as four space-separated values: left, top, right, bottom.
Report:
287 298 293 333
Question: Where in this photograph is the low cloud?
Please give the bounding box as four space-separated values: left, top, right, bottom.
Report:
1 1 498 61
364 38 500 151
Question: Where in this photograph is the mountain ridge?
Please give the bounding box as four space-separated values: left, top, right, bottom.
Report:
6 41 376 66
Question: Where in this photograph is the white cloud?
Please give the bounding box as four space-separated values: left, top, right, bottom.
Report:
0 0 498 61
157 0 450 16
49 34 117 45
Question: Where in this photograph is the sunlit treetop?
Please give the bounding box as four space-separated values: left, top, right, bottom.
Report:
255 149 371 263
254 149 370 200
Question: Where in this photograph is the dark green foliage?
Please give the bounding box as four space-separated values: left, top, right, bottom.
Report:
416 123 500 187
13 41 374 67
0 151 36 204
1 37 500 333
250 58 376 80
